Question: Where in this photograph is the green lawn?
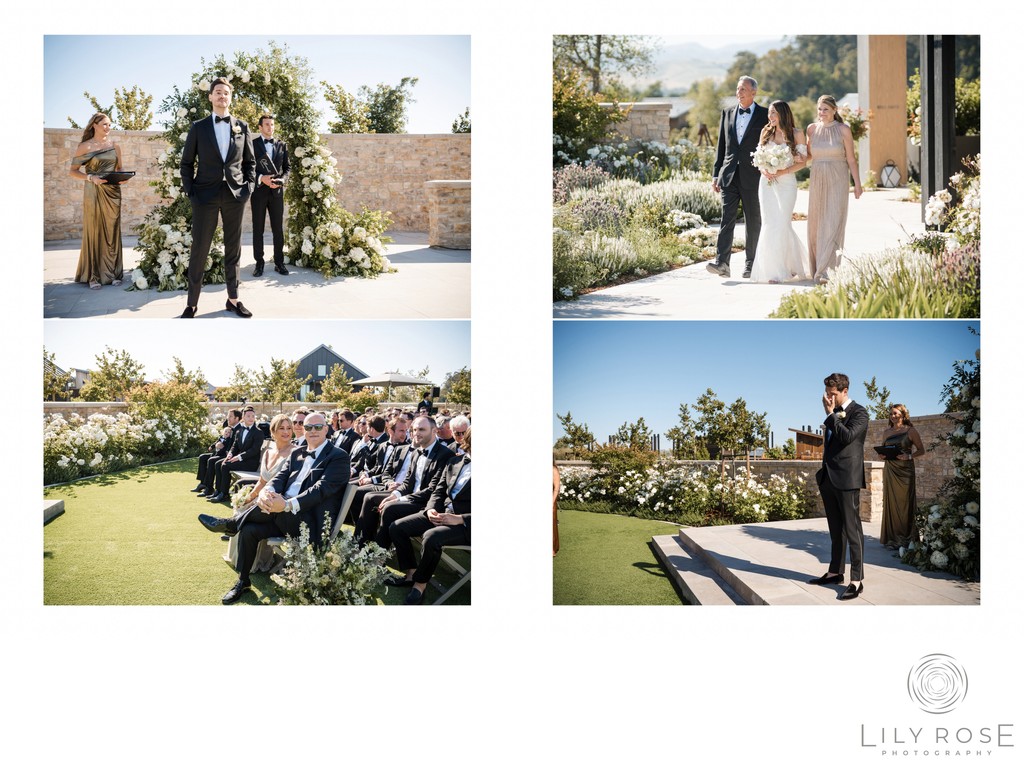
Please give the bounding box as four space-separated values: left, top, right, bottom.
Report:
553 508 687 605
44 459 469 606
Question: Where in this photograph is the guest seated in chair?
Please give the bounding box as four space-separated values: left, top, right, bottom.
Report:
388 428 472 605
205 405 265 503
193 409 241 494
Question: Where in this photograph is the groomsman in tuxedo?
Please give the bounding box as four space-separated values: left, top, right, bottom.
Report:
331 409 359 454
179 77 256 319
198 412 349 604
250 114 289 277
351 416 388 476
206 405 265 502
192 408 242 493
708 75 768 279
809 372 870 600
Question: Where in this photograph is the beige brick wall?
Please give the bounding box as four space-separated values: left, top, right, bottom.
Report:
44 129 471 240
425 180 471 249
601 102 671 144
865 412 961 503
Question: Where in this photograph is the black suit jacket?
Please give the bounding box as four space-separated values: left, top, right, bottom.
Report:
270 441 350 545
352 433 388 473
395 441 456 507
425 455 471 540
334 428 360 456
253 136 289 193
374 441 413 484
180 115 256 203
817 401 869 491
228 425 266 469
714 102 769 191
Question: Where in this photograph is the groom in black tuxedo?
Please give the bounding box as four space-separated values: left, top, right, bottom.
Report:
179 77 255 319
708 76 768 279
250 114 290 277
809 372 869 600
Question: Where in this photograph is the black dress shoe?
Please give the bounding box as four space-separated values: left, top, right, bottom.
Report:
404 588 425 605
225 300 253 318
275 264 289 275
180 306 196 318
808 573 845 586
222 580 251 605
742 267 752 278
706 262 730 278
383 573 414 588
252 263 264 277
191 483 206 493
839 582 864 600
207 493 227 503
198 513 229 533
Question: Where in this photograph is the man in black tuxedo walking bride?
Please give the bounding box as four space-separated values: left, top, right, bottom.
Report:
708 75 767 279
179 77 255 318
808 372 869 600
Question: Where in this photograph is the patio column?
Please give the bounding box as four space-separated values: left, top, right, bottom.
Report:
856 35 908 186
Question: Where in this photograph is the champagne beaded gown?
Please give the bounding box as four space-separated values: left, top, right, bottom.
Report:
807 121 850 283
72 147 124 285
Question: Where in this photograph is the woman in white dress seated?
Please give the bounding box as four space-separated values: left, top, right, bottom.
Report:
750 100 811 284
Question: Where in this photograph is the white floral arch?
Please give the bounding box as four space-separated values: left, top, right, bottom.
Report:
132 43 392 291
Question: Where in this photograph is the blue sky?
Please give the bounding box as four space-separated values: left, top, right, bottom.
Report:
44 319 469 388
44 36 470 134
554 320 980 447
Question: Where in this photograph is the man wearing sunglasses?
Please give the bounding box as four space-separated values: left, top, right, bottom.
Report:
197 411 349 604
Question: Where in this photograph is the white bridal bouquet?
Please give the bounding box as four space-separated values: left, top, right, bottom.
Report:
751 143 794 184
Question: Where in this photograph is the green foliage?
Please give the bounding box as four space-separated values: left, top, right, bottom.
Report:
451 107 470 134
43 347 72 402
261 357 312 404
907 70 981 141
553 35 658 95
764 438 796 460
552 67 627 167
443 366 471 407
771 244 979 319
318 364 355 404
271 514 390 604
588 445 657 475
342 390 385 413
553 163 612 205
77 346 145 402
67 85 154 130
321 81 370 133
901 331 979 580
163 357 208 393
863 376 892 420
555 411 596 457
325 76 418 134
127 380 212 456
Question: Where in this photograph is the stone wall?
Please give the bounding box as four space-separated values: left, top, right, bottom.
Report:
44 129 471 240
425 180 471 249
865 412 960 503
602 102 671 144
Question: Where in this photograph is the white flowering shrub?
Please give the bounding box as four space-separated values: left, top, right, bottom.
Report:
901 335 980 580
132 44 394 290
924 155 980 247
271 515 390 604
558 461 813 525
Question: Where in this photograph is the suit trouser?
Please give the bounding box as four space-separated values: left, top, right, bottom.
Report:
187 184 246 306
353 488 392 542
203 455 227 490
390 511 468 583
215 458 258 495
197 452 219 482
716 177 761 268
820 472 864 581
375 500 424 549
235 509 301 585
250 188 285 267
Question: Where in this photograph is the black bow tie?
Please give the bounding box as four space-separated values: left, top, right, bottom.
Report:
215 115 230 123
738 107 750 115
264 137 274 143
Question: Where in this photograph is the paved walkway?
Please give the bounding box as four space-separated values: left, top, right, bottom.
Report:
44 231 470 319
554 187 925 320
653 517 979 606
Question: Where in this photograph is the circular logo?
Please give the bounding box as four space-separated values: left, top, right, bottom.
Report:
907 654 968 714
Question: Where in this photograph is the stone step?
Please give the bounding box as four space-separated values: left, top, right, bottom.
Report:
651 534 746 605
44 499 64 524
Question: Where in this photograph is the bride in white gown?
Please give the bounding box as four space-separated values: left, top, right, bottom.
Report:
750 100 811 283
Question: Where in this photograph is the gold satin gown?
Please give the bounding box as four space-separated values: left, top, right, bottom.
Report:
72 148 124 285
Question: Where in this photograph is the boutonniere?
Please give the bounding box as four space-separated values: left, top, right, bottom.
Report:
835 410 847 421
232 123 241 135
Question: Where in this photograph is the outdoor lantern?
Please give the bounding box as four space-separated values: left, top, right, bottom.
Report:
881 159 901 188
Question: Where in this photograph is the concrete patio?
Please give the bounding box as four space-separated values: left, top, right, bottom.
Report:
43 231 470 319
653 516 979 606
553 187 925 320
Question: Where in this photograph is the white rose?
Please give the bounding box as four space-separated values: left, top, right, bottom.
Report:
198 79 210 92
176 108 187 119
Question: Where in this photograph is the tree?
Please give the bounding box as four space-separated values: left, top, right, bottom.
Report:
666 403 708 459
443 366 471 407
67 86 154 130
552 67 627 166
163 357 208 394
319 364 355 404
765 437 797 460
694 388 728 456
686 78 726 143
324 77 419 134
451 107 471 134
213 364 261 402
43 347 72 402
556 411 595 456
863 376 893 420
258 358 311 405
613 417 653 452
77 347 145 402
553 35 658 95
